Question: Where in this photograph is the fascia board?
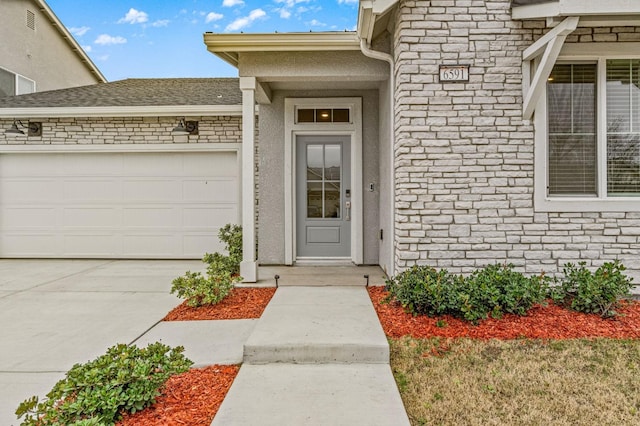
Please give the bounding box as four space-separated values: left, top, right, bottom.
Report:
204 32 361 53
513 0 640 19
33 0 107 83
0 105 243 119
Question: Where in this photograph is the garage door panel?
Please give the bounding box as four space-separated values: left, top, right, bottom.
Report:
64 234 118 256
123 208 177 228
3 208 57 228
183 207 238 228
184 179 237 202
123 235 176 256
1 180 60 202
63 180 122 202
63 208 119 228
64 154 123 175
123 180 182 202
188 152 237 176
0 234 58 255
123 153 183 176
0 152 239 259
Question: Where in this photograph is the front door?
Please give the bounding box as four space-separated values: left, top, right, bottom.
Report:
296 135 351 258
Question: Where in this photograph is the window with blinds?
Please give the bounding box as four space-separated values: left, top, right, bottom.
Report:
606 59 640 196
547 63 598 196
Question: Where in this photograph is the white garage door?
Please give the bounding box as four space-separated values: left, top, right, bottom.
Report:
0 151 239 258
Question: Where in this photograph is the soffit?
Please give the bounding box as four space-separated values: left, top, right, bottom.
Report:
204 32 361 68
512 0 640 21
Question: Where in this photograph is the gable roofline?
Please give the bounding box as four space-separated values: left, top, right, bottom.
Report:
204 32 361 68
34 0 107 83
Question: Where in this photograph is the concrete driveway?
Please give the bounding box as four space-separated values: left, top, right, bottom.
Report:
0 259 203 426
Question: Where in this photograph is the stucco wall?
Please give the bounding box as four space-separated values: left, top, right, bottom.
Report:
393 0 640 283
0 0 101 92
0 116 242 145
257 89 381 265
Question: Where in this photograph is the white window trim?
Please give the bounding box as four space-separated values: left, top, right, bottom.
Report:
535 42 640 212
284 97 363 265
0 66 36 95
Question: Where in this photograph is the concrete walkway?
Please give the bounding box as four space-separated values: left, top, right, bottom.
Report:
212 284 410 426
0 261 408 426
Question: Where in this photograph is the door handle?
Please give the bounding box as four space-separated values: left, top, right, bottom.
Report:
345 200 351 221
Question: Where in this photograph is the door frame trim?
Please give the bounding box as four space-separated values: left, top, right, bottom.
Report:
284 97 363 265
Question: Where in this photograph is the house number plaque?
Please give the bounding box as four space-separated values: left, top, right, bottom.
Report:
439 64 469 82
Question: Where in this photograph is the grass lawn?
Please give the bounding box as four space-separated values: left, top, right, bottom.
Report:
390 337 640 426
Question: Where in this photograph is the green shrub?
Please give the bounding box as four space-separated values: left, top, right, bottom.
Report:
386 263 549 323
16 342 192 426
385 265 462 317
549 261 635 318
171 224 242 307
461 263 549 321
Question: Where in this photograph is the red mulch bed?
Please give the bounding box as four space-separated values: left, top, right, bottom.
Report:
117 365 239 426
163 287 276 321
368 286 640 340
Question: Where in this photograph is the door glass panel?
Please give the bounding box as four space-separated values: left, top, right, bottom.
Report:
305 143 342 219
324 144 341 180
307 182 323 218
307 145 323 181
325 182 341 218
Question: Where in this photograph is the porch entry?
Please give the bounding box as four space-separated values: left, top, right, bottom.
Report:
296 135 351 258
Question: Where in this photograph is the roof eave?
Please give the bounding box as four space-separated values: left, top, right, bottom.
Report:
512 0 640 20
357 0 398 44
0 105 243 119
204 32 361 69
33 0 107 83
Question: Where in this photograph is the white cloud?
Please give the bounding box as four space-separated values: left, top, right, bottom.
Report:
275 0 310 6
225 8 266 32
69 26 90 36
97 54 110 61
151 19 170 27
223 0 244 6
94 34 127 45
206 12 224 23
279 9 291 19
337 0 358 4
118 8 149 24
82 45 92 52
308 19 325 27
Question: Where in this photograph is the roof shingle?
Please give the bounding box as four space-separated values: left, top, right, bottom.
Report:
0 78 241 108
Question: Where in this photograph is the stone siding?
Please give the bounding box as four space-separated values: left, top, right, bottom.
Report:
0 116 242 145
393 0 640 281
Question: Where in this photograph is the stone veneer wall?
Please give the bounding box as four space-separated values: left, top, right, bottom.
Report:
0 116 242 145
393 0 640 282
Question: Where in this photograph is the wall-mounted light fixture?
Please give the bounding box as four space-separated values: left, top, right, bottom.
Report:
4 120 42 136
172 118 198 136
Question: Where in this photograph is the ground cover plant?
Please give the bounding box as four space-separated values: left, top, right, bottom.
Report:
16 343 193 426
171 224 243 307
390 337 640 425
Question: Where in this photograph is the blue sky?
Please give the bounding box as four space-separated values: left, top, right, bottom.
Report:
47 0 359 81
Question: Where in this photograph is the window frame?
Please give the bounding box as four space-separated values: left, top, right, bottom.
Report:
0 66 36 96
535 42 640 212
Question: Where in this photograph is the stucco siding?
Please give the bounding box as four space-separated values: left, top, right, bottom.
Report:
257 89 381 265
0 0 101 91
393 0 640 281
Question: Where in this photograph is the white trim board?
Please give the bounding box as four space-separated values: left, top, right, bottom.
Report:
0 143 242 154
284 97 363 265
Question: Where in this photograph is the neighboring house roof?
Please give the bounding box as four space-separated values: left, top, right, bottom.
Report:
0 78 242 118
34 0 106 83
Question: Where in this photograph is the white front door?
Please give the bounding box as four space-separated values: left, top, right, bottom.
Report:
296 135 351 258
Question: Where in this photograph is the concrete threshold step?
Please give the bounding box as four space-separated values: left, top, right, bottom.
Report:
243 287 389 364
211 363 411 426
